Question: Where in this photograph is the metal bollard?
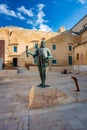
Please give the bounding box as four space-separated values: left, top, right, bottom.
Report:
71 76 80 92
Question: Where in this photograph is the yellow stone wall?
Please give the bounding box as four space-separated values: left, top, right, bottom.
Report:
46 31 74 66
0 26 78 68
73 30 87 65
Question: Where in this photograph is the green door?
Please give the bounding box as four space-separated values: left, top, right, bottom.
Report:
68 56 72 65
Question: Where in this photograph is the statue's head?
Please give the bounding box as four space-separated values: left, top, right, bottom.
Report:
40 40 45 48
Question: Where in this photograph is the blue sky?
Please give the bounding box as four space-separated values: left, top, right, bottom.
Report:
0 0 87 32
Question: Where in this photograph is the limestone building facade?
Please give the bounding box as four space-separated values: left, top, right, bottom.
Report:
0 15 87 69
71 15 87 65
0 26 75 68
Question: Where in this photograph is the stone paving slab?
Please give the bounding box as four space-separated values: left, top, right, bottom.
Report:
29 102 87 130
0 70 87 130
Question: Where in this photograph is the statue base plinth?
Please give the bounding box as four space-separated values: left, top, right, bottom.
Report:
28 86 71 109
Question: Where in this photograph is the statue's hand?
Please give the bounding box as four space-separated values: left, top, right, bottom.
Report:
45 57 48 62
26 52 29 57
45 57 48 60
26 46 29 57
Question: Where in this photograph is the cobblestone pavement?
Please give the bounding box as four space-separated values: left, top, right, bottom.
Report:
0 69 87 130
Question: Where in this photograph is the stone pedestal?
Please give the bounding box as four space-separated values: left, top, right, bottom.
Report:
28 86 68 109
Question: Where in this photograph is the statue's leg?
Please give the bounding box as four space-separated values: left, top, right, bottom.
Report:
41 66 46 87
38 65 43 86
37 59 46 87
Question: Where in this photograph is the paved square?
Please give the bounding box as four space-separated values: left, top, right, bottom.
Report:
0 69 87 130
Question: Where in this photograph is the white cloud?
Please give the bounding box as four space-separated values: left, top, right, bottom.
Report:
78 0 87 4
34 3 52 32
69 0 87 4
32 27 37 30
0 3 52 32
27 19 34 25
26 3 52 32
37 4 45 11
39 24 52 32
36 11 45 25
17 6 34 17
17 12 25 20
0 4 17 17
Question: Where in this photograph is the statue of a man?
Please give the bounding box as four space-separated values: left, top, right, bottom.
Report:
26 40 52 87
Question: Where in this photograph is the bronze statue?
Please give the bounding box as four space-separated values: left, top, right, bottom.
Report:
26 40 52 88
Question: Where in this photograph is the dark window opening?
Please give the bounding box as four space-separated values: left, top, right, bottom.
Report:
68 56 72 65
77 53 79 60
13 58 17 67
13 46 17 52
69 46 72 51
34 43 38 49
52 59 57 64
52 45 56 50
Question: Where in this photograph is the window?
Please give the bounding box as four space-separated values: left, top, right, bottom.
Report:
69 46 72 51
34 43 38 49
52 59 57 64
68 56 72 65
77 53 79 60
52 44 56 50
12 46 17 52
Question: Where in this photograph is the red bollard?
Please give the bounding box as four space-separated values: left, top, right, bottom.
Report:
71 76 80 92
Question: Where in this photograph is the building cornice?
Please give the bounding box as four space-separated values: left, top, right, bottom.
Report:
73 40 87 49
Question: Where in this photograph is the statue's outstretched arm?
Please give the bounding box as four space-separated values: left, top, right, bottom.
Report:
27 51 35 56
26 46 37 57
